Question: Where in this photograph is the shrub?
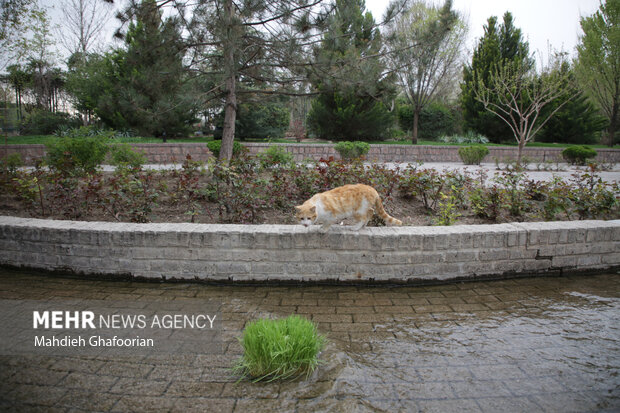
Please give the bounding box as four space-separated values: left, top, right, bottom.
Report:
55 125 135 139
108 143 146 170
493 170 528 217
0 153 23 177
45 136 110 176
20 109 81 135
397 101 457 140
562 146 597 165
569 165 618 219
206 140 244 159
458 145 490 165
440 131 490 144
213 102 290 140
469 185 503 221
334 141 370 160
433 190 461 226
259 145 294 168
236 102 290 140
307 92 393 141
233 315 326 382
397 166 446 210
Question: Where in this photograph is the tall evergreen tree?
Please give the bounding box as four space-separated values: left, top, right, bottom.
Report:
461 12 532 143
97 0 196 139
174 0 330 161
307 0 394 141
538 60 608 144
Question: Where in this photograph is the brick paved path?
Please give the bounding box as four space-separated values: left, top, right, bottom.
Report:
0 269 619 412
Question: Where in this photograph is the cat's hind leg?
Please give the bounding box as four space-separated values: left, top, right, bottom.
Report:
319 223 332 233
350 214 369 231
351 221 367 231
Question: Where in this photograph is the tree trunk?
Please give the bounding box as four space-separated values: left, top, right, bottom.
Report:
517 138 525 163
220 74 237 162
607 99 618 147
411 108 419 145
219 0 236 162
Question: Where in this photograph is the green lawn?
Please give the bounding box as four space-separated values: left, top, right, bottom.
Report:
2 134 617 149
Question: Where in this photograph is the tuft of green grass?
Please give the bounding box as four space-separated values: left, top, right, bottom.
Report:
232 315 326 382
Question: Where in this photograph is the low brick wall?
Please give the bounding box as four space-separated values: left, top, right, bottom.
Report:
1 216 618 284
3 143 619 165
245 143 620 163
0 143 212 165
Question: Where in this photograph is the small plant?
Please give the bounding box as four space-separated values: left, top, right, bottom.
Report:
569 165 618 219
542 177 572 221
562 146 597 165
259 145 294 169
334 141 370 160
172 155 209 223
458 145 489 165
0 153 23 187
206 140 244 158
439 131 489 144
494 170 528 217
1 153 23 174
13 173 46 215
433 189 461 226
233 315 326 382
469 185 503 221
398 166 445 210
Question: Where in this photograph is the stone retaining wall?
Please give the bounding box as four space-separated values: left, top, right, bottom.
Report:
1 216 618 284
3 143 619 165
245 143 620 163
0 143 212 165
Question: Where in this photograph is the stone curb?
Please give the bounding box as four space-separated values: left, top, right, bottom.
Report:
1 216 619 284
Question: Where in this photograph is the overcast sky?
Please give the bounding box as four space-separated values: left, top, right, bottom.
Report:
42 0 601 63
367 0 601 60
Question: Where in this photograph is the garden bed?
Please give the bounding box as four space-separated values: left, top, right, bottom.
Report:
1 153 618 226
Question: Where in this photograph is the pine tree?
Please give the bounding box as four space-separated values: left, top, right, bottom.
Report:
307 0 394 141
461 12 532 143
97 0 196 139
177 0 330 161
538 61 608 144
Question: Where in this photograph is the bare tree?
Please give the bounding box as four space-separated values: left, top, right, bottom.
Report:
385 0 467 144
56 0 114 56
473 57 577 162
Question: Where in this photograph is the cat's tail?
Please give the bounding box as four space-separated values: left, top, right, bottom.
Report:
374 197 403 226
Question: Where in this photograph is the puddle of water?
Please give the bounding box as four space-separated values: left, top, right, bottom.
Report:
0 269 619 412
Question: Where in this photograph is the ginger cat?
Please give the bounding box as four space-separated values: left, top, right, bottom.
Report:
295 184 402 232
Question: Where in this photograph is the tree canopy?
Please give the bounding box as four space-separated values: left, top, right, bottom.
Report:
575 0 619 146
307 0 394 141
461 12 532 143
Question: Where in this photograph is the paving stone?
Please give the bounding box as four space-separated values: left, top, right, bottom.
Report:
1 270 619 412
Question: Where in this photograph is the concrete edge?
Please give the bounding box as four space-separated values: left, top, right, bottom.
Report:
1 216 619 285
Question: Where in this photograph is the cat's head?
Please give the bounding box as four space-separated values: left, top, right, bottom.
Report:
295 204 316 227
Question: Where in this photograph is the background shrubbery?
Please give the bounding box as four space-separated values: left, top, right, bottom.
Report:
397 101 458 141
20 110 81 135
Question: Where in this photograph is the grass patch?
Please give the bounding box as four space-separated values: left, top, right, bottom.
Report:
232 315 326 382
4 135 618 149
